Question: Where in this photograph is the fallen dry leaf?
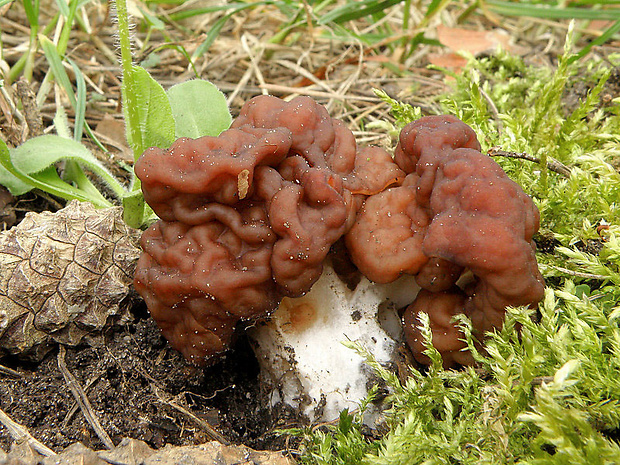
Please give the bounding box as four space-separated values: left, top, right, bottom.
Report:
95 114 133 162
429 25 526 72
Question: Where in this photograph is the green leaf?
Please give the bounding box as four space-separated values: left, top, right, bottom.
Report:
125 66 176 157
1 135 125 204
122 190 157 229
70 58 86 142
317 0 403 25
23 0 39 28
122 189 146 229
486 1 620 20
0 138 31 195
39 35 75 107
167 79 231 139
191 12 233 59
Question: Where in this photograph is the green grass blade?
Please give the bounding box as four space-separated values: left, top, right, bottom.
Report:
569 19 620 64
70 59 86 142
40 35 76 107
56 0 80 55
40 36 107 150
487 1 620 20
192 13 232 59
317 0 403 24
54 0 70 17
166 1 279 22
22 0 40 27
425 0 446 17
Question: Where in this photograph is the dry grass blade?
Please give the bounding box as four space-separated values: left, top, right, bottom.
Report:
57 346 115 450
153 388 231 446
0 407 56 457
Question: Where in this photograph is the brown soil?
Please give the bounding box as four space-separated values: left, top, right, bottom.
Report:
0 306 300 453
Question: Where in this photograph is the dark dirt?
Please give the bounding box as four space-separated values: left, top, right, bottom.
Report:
562 65 620 117
0 303 302 455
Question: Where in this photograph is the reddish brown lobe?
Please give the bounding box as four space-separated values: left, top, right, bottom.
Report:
134 95 403 365
347 115 544 367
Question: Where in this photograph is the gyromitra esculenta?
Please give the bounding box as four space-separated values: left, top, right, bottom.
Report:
134 96 544 378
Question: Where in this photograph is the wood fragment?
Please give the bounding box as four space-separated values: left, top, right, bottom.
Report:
487 147 572 177
57 346 115 450
15 78 43 138
62 369 106 428
0 407 56 457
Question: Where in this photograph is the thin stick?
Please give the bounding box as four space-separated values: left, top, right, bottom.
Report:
0 364 23 378
0 407 56 457
487 147 572 178
478 86 503 136
144 373 230 445
57 346 115 449
552 265 608 280
156 391 231 446
62 369 105 428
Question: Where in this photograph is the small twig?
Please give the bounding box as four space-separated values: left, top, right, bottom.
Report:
62 369 106 428
260 83 378 102
57 346 115 450
487 147 572 178
0 363 23 378
0 407 56 457
133 364 230 445
151 385 231 445
552 265 608 280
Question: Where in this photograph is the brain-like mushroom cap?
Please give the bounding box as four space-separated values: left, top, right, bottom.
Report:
135 126 293 223
134 95 399 364
134 206 278 363
347 115 544 366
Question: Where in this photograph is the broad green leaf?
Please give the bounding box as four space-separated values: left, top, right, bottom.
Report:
0 138 31 195
5 135 125 202
125 65 175 156
167 80 231 139
1 142 109 206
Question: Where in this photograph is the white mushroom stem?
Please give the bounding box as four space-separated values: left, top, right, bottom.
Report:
248 263 420 422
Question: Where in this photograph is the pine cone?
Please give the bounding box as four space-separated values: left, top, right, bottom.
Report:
0 200 141 359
